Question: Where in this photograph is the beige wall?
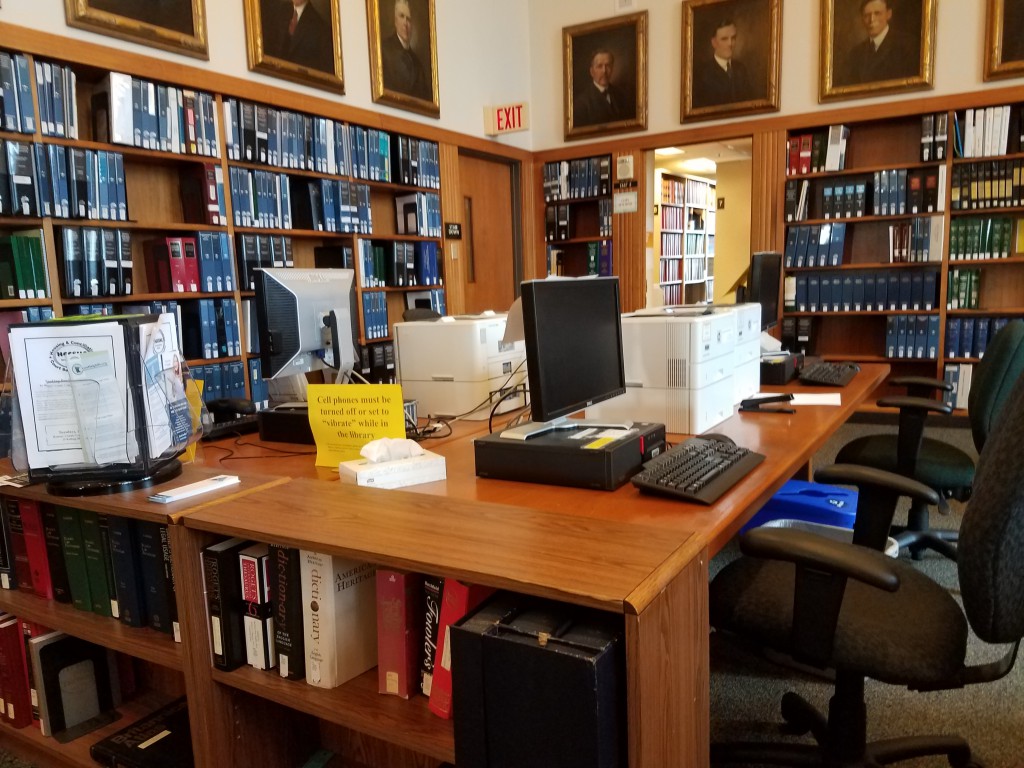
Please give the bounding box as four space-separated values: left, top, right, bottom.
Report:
714 160 753 304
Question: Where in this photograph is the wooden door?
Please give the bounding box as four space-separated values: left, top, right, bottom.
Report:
457 153 518 313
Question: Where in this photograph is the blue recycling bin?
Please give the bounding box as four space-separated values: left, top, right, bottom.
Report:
742 479 858 533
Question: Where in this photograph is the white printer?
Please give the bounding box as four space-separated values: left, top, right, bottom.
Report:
731 303 762 404
586 306 736 434
394 313 527 420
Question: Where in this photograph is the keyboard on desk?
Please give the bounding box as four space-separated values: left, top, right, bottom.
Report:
201 414 259 441
631 436 765 505
798 361 859 387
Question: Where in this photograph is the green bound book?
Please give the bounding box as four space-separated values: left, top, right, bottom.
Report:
79 510 115 618
56 506 92 613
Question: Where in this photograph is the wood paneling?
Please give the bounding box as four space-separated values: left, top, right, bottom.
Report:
614 149 646 313
751 129 787 254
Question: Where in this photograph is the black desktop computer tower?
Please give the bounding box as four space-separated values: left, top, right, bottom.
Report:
473 422 665 491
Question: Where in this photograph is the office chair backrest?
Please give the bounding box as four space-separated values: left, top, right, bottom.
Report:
967 319 1024 453
958 369 1024 645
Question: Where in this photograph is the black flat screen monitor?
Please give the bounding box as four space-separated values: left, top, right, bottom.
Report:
747 251 783 331
506 277 626 438
254 268 357 380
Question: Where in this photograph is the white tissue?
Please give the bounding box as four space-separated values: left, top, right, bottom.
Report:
360 437 425 463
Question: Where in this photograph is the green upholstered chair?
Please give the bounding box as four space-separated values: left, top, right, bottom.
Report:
834 318 1024 560
708 371 1024 766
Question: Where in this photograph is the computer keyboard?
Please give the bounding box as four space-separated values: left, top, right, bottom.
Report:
631 436 765 505
798 361 859 387
201 414 259 441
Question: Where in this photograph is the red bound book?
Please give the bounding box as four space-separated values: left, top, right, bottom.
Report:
428 580 495 719
19 619 49 727
0 615 32 727
181 237 200 293
18 500 53 600
787 137 800 176
798 134 813 175
376 569 423 699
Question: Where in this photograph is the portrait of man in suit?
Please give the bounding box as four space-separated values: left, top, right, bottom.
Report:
998 0 1024 66
90 0 197 35
564 12 647 140
368 0 438 116
66 0 207 57
822 0 936 101
262 0 334 74
682 0 780 121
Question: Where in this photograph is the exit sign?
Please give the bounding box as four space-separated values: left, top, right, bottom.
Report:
483 103 529 136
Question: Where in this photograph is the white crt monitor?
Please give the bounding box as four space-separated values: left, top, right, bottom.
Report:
394 314 527 419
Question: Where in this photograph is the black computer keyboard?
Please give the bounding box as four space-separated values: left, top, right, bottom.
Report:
201 414 259 441
798 361 859 387
631 437 765 505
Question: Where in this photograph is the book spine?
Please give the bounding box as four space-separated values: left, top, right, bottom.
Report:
0 499 17 590
376 569 423 699
4 499 33 593
79 511 114 618
136 521 173 634
428 581 495 719
240 547 275 670
269 544 304 680
16 500 52 600
56 506 91 613
420 575 443 696
201 541 245 670
106 516 146 628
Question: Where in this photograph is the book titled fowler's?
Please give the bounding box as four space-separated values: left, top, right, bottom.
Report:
299 550 377 689
269 544 304 680
89 696 193 768
238 542 274 671
420 575 443 696
375 569 423 698
428 580 495 719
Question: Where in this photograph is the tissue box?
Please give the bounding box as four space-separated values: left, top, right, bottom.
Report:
338 451 446 489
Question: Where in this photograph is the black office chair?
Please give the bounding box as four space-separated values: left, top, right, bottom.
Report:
402 307 442 321
708 372 1024 767
835 319 1024 560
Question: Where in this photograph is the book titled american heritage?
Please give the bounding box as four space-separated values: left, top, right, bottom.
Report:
299 550 376 689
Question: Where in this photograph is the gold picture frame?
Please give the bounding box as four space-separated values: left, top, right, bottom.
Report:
681 0 782 123
64 0 208 59
820 0 936 102
984 0 1024 81
367 0 440 118
563 12 648 141
243 0 345 94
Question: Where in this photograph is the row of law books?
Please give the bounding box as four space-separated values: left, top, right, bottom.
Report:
362 290 389 340
0 500 178 636
886 217 945 263
181 298 241 361
140 233 235 295
0 52 35 134
786 124 849 176
227 167 291 230
200 537 498 723
660 175 712 207
953 104 1023 159
945 316 1012 360
584 240 613 277
919 112 949 163
785 268 939 314
192 360 249 404
784 222 847 268
661 282 683 305
236 233 293 291
947 269 982 310
949 159 1024 210
949 217 1019 261
544 198 613 242
884 314 941 359
0 229 49 299
359 239 441 288
1 140 128 222
542 155 611 202
59 226 132 298
93 72 219 158
179 163 226 227
355 341 397 385
289 177 373 234
32 58 79 139
395 191 442 238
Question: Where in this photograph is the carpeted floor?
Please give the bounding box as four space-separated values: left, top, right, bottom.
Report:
710 419 1024 767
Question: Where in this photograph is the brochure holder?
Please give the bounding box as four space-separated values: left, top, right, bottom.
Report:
4 313 205 495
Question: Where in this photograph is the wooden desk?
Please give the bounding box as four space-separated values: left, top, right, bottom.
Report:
179 364 887 767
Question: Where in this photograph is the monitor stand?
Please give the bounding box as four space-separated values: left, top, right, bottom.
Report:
500 416 633 441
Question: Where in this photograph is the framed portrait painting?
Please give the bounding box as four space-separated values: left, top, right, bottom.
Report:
563 12 648 141
367 0 440 118
64 0 208 59
243 0 345 93
681 0 782 122
820 0 936 102
984 0 1024 80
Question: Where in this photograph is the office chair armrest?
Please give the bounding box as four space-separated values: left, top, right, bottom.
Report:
740 527 900 592
815 464 941 507
891 375 952 393
875 396 954 416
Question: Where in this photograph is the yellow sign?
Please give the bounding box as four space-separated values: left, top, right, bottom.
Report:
307 384 406 467
181 377 204 463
